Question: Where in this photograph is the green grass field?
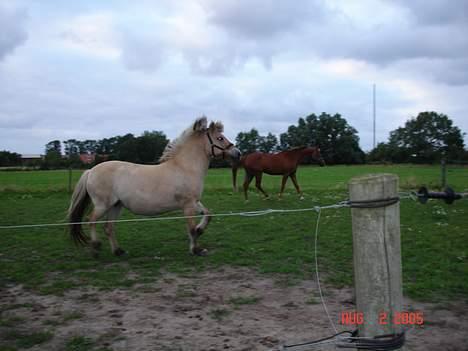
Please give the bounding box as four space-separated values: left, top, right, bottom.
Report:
0 165 467 302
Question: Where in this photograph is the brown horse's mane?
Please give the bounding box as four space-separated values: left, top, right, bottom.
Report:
290 146 308 151
277 146 309 154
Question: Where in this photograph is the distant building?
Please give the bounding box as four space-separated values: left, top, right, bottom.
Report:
21 154 43 163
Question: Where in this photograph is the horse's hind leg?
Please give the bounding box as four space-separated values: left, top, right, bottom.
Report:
89 206 108 251
255 173 269 199
243 172 254 201
279 175 289 199
105 203 125 256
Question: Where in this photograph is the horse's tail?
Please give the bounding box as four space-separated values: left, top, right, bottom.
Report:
68 170 91 246
231 157 244 192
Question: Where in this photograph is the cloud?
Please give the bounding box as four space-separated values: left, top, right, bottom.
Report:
393 0 468 25
0 5 28 61
107 0 468 82
202 0 326 39
115 1 276 75
57 13 120 59
1 0 468 155
120 33 167 73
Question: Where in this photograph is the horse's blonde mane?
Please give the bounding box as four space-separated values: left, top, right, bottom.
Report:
159 119 224 163
159 126 194 163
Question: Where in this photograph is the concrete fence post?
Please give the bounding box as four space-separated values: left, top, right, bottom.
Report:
348 174 404 346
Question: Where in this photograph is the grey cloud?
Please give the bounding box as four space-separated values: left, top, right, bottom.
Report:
433 59 468 86
186 52 246 76
393 0 468 25
0 5 28 61
341 25 468 64
392 58 468 86
195 0 468 84
285 3 468 85
203 0 326 39
183 42 274 76
120 33 166 73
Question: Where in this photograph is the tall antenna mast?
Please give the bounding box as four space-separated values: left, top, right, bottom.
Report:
373 83 376 149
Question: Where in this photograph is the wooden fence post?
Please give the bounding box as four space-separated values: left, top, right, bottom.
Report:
348 174 404 344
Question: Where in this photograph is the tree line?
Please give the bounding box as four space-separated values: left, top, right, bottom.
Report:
235 111 466 164
367 111 466 163
1 110 466 168
41 131 169 169
236 112 365 164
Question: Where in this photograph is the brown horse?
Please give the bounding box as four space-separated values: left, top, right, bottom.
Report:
232 146 324 200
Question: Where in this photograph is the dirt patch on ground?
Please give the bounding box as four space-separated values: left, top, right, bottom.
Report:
1 267 467 351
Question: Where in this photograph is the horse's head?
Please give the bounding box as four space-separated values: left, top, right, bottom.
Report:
304 146 325 166
193 116 241 161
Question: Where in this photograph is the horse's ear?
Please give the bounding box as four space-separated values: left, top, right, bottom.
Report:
193 116 208 132
209 121 224 133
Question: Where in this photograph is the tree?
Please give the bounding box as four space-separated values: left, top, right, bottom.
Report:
279 117 311 149
136 131 169 163
63 139 80 157
258 133 278 153
371 111 465 163
96 137 119 155
0 150 21 167
45 140 61 155
280 113 364 164
367 142 402 163
116 134 138 162
236 129 261 154
235 129 278 154
42 140 63 169
82 140 97 154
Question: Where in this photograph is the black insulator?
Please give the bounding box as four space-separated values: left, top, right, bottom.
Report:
416 186 462 205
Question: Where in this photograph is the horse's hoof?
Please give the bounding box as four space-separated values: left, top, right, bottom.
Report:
91 241 102 250
300 196 305 200
114 248 126 256
192 247 208 256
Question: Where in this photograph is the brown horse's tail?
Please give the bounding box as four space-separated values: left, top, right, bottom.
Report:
231 157 244 192
68 170 91 246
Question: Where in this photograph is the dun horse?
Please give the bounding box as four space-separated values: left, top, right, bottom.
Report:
68 117 240 256
232 146 324 200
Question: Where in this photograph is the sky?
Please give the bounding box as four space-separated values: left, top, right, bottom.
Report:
1 0 467 154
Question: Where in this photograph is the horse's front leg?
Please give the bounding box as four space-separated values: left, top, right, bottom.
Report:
255 173 269 199
195 201 212 233
290 172 304 200
183 202 211 256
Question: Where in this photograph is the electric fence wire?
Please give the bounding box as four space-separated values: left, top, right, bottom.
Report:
0 201 351 230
